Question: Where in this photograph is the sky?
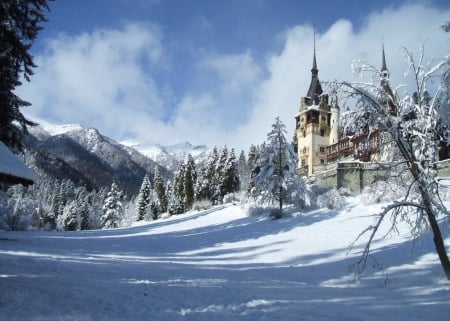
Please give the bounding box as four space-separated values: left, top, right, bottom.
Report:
18 0 450 151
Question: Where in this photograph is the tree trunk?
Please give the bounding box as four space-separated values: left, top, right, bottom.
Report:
410 162 450 280
425 204 450 280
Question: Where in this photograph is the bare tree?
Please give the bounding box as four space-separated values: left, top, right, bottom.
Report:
343 47 450 280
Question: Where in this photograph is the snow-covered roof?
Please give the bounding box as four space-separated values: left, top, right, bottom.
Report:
0 141 35 182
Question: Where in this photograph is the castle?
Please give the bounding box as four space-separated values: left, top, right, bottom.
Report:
295 46 392 177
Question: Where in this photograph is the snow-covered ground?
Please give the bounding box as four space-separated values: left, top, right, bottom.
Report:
1 197 449 321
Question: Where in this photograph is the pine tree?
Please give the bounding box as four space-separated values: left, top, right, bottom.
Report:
197 147 219 201
154 166 167 213
0 0 51 150
167 181 184 215
238 150 251 192
101 182 123 229
173 162 186 207
183 154 197 210
253 117 310 218
247 144 258 170
79 198 90 230
214 146 228 201
63 200 78 231
135 174 151 221
222 148 240 195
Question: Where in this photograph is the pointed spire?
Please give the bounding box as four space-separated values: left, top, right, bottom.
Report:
381 43 387 73
311 27 318 74
306 28 322 105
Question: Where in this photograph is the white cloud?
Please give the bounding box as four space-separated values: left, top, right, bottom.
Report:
19 3 450 153
204 51 263 94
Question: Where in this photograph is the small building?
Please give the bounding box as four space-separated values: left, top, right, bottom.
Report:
0 141 35 189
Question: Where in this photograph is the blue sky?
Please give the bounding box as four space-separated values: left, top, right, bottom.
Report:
20 0 450 151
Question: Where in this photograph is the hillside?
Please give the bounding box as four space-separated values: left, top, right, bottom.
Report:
24 125 174 195
1 197 449 321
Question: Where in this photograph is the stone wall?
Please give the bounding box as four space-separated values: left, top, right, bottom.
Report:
310 159 450 194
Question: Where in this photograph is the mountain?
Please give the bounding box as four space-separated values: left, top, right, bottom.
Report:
122 141 209 171
25 126 173 196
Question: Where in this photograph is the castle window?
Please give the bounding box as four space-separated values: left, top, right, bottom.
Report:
319 147 325 153
303 131 306 137
321 116 326 122
301 159 306 167
320 129 325 137
320 159 325 164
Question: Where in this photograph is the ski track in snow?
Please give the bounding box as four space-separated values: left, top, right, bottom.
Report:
0 198 449 321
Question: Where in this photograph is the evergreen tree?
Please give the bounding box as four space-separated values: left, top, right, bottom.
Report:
101 182 123 229
196 147 219 201
222 148 240 195
253 117 310 218
154 166 167 213
79 198 90 230
173 162 186 207
135 174 151 221
214 146 228 200
183 154 197 210
247 144 258 170
238 150 251 191
62 200 78 231
0 0 51 150
150 190 159 220
167 182 184 215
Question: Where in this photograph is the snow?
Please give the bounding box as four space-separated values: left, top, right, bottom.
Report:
1 197 449 320
34 119 83 136
0 141 35 182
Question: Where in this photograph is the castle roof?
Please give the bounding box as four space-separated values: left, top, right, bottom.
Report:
306 50 323 105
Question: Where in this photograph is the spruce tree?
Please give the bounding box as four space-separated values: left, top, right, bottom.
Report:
247 144 258 171
0 0 51 150
154 166 167 213
183 154 197 210
253 117 310 218
101 183 123 229
136 174 151 221
222 148 240 195
63 200 78 231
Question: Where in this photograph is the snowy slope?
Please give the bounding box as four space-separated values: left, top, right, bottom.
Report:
1 198 449 321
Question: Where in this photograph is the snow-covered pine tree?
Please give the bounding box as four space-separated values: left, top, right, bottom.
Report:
79 197 90 230
135 174 151 221
154 166 168 213
196 147 219 202
343 46 450 279
101 182 123 229
166 180 183 215
252 117 310 218
247 144 258 171
183 154 197 210
62 200 78 231
173 162 186 209
167 189 184 215
222 148 240 196
150 190 160 220
238 150 250 191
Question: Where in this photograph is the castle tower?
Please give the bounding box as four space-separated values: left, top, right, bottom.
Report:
295 48 339 176
380 45 398 116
